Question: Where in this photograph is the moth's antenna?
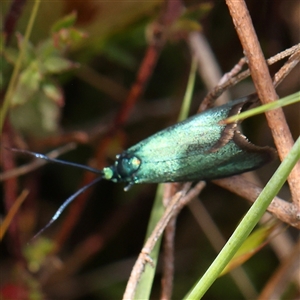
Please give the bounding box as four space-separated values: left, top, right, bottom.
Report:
32 176 103 240
10 148 103 175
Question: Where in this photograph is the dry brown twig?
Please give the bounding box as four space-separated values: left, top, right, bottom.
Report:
188 31 231 106
207 45 300 228
209 44 300 228
160 183 178 300
214 176 300 229
226 0 300 209
123 181 206 299
199 43 300 111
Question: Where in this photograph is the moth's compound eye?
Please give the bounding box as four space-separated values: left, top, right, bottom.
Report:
116 153 141 179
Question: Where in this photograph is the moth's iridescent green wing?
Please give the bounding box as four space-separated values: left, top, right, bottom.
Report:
105 96 276 185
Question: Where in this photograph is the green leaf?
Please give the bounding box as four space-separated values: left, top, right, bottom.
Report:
181 3 213 21
20 63 41 91
167 3 212 38
64 27 88 45
38 94 61 132
171 19 202 34
51 27 88 51
43 56 79 74
51 11 77 33
50 12 88 50
23 237 54 273
11 63 42 106
10 92 61 137
42 81 64 104
36 39 57 59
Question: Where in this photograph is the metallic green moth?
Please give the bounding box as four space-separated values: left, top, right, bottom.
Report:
103 96 276 188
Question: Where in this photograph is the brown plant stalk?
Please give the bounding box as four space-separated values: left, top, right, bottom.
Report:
226 0 300 210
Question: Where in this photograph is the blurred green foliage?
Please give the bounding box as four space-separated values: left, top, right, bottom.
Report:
1 12 87 136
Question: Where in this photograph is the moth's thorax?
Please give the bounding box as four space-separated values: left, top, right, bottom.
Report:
103 153 142 183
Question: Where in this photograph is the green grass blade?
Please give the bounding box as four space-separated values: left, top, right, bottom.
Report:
184 136 300 299
225 91 300 123
178 57 197 122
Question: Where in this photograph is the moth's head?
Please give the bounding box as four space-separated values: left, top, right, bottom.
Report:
103 152 141 185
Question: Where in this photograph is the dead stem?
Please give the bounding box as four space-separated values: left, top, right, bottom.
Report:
161 217 176 300
160 183 178 300
213 176 300 229
123 182 206 300
188 32 231 106
200 43 300 111
273 50 300 87
226 0 300 210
